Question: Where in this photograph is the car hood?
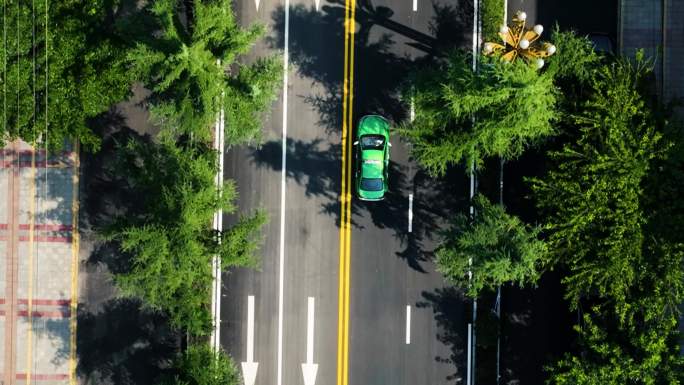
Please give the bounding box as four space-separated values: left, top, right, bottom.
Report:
358 115 389 137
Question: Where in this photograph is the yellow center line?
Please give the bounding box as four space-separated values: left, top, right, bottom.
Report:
26 145 37 385
69 141 80 385
344 1 356 384
338 1 356 385
337 0 350 383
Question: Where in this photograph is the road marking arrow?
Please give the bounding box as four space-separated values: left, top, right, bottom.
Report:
241 296 258 385
301 297 318 385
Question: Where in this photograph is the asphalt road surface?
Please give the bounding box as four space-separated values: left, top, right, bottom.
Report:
220 1 473 385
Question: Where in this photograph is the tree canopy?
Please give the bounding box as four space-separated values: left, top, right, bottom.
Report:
104 138 265 335
157 345 242 385
531 52 665 310
531 51 684 383
400 50 558 176
436 194 547 297
548 305 684 385
125 0 281 143
0 0 132 150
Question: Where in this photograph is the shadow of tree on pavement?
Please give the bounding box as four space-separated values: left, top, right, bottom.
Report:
417 286 469 383
76 298 180 385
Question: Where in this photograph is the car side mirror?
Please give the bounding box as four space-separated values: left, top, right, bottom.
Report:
353 141 359 145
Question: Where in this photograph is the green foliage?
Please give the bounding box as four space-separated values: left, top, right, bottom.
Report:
480 0 505 42
547 306 684 385
436 194 547 297
545 27 601 83
158 345 241 385
125 0 282 143
531 53 664 311
0 0 132 150
224 56 282 144
104 139 266 334
400 51 558 176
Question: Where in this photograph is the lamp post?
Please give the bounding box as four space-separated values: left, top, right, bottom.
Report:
483 11 556 68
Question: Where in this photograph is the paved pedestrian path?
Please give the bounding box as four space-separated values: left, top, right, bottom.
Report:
0 140 79 385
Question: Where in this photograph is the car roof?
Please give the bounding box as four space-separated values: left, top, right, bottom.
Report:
361 150 384 178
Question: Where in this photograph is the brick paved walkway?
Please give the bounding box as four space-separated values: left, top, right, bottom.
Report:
0 140 79 385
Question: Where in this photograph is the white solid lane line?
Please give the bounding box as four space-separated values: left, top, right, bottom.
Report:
210 63 225 352
277 2 290 385
242 296 259 385
306 297 315 363
255 0 260 11
413 0 418 12
405 305 412 344
302 297 319 385
315 0 320 11
408 193 414 233
410 96 415 122
466 323 472 385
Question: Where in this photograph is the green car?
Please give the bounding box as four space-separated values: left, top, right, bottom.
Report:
354 115 390 201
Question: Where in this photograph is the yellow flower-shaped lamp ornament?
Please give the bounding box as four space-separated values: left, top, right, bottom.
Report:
482 11 556 69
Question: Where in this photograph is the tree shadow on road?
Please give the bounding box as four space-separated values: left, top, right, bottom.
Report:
79 108 182 384
75 298 180 385
499 271 576 384
268 0 472 133
417 286 468 383
78 106 162 271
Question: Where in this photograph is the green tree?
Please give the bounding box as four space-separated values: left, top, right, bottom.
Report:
545 28 600 83
436 194 547 297
400 51 558 176
530 52 664 311
0 0 132 150
480 0 504 42
104 138 265 335
125 0 281 143
548 303 684 385
158 345 241 385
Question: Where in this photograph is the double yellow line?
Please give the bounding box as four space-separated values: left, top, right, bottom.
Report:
337 1 356 385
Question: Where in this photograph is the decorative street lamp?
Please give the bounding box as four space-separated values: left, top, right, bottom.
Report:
482 11 556 69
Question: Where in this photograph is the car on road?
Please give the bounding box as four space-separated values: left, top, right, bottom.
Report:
354 115 390 201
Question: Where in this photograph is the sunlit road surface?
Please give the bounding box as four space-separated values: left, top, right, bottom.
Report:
220 1 471 385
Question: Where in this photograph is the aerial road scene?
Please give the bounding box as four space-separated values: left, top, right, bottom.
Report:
1 0 683 384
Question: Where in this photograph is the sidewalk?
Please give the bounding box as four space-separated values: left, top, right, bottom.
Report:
0 140 80 385
620 0 684 116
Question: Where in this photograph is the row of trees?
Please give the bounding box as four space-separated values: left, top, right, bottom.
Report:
402 29 684 383
3 1 281 384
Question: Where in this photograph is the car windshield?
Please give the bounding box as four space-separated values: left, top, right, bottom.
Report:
360 135 385 150
360 178 383 191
